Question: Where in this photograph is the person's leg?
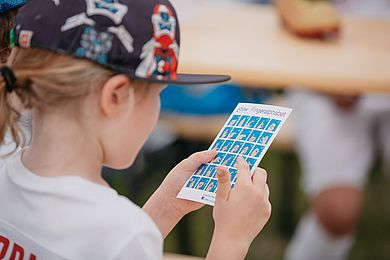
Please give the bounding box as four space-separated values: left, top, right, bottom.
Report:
286 211 355 260
285 90 374 260
313 187 362 236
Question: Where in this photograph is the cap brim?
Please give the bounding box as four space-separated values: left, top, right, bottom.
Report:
134 73 231 85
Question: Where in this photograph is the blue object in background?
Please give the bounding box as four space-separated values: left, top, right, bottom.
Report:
0 0 26 13
161 84 270 115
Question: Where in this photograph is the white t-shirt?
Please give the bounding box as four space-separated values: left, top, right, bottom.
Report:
0 151 163 260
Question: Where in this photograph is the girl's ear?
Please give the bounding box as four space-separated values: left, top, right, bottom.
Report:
100 75 134 117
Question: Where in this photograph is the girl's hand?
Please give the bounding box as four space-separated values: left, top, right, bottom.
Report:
160 149 217 216
143 149 216 238
207 157 271 260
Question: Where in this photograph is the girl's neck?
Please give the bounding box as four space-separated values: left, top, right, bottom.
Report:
22 113 107 186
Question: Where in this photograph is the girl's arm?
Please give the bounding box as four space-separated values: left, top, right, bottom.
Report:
206 159 271 260
143 153 271 260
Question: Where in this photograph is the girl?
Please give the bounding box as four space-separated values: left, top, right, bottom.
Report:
0 0 271 259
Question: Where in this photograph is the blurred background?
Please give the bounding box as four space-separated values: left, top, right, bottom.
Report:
103 0 390 259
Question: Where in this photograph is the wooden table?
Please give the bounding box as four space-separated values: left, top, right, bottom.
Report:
173 0 390 94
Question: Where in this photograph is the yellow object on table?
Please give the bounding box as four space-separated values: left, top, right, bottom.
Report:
174 0 390 94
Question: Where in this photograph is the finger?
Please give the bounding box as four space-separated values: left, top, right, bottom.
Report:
215 166 231 201
252 168 267 188
181 149 217 171
235 156 251 186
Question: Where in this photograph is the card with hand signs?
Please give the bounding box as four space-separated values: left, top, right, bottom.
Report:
177 103 292 206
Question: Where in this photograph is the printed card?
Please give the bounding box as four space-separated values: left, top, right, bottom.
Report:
177 103 292 206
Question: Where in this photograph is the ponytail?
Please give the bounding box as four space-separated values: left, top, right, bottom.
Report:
0 8 18 63
1 8 21 149
0 66 22 148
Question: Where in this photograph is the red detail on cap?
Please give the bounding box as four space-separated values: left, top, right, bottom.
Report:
150 5 178 80
19 30 33 47
153 4 173 16
156 34 174 50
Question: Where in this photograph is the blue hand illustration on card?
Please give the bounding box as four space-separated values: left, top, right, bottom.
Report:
178 103 292 206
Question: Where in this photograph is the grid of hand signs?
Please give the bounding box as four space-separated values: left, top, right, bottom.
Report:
185 114 281 193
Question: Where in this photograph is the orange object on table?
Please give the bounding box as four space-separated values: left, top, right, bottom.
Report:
276 0 341 38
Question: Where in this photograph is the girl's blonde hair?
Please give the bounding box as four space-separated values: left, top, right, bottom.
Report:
0 8 18 63
0 47 116 148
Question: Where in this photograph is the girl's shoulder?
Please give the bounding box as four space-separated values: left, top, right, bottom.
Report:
0 152 162 259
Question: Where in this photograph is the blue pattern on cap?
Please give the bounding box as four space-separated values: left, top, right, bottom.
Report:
0 0 26 14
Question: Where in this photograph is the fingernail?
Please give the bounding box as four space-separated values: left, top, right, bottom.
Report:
216 169 224 177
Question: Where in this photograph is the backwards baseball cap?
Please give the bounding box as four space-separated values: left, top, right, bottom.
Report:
0 0 26 14
14 0 231 85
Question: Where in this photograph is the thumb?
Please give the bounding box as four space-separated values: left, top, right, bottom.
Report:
215 166 231 201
